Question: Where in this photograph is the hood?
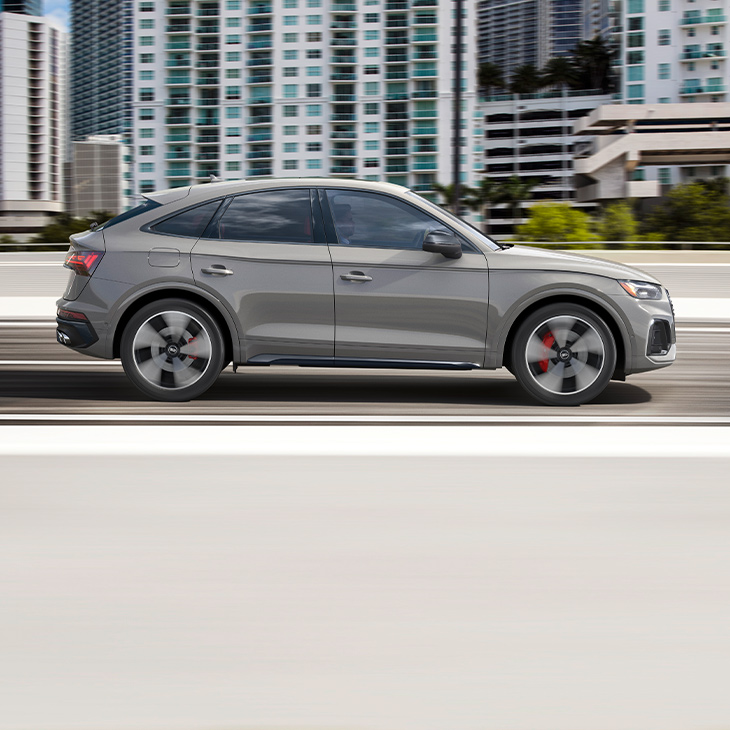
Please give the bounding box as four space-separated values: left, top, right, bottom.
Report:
491 245 661 285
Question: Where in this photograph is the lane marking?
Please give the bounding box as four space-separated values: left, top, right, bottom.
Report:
0 425 728 456
0 414 729 425
0 360 121 366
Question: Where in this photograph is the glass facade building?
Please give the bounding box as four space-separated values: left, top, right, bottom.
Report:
0 0 42 15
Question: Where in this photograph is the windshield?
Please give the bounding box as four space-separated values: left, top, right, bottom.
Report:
98 199 162 230
406 190 503 251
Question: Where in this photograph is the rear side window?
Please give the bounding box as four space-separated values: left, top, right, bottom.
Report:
151 200 222 238
210 189 314 244
100 199 161 230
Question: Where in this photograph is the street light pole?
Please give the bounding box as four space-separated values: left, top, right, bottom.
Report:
452 0 463 214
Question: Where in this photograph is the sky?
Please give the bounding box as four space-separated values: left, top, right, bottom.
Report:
44 0 69 29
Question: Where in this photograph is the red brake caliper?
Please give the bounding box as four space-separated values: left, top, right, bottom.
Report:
539 332 555 372
187 337 197 360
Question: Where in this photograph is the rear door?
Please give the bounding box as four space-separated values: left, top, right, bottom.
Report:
321 188 489 366
191 188 334 361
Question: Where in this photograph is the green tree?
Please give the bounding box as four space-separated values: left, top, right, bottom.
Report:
498 175 537 225
432 182 475 214
477 62 506 97
31 210 115 244
0 234 18 246
541 56 578 90
463 178 508 235
596 201 640 243
572 36 616 93
515 202 600 243
643 180 730 244
509 64 544 94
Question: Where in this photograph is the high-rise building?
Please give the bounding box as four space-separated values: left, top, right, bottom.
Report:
67 134 130 217
0 11 67 237
70 0 134 142
130 0 479 200
477 0 584 79
0 0 42 15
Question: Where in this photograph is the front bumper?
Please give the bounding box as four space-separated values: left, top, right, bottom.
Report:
624 291 677 375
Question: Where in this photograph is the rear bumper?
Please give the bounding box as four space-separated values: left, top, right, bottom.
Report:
56 316 99 349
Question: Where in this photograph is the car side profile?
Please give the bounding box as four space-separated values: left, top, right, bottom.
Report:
56 178 676 405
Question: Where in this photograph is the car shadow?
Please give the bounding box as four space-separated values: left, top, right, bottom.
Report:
0 367 652 408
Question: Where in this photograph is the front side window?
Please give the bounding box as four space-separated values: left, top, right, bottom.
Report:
325 190 467 251
211 189 314 244
151 200 222 238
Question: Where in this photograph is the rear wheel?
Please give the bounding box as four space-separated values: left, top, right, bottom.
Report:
121 298 225 402
511 303 616 406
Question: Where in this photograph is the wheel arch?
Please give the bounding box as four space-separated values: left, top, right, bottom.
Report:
499 292 630 379
111 285 239 364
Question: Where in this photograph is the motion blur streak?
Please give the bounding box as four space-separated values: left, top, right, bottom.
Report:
1 452 730 730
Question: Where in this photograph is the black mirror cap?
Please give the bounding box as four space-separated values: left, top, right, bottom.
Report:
423 229 462 259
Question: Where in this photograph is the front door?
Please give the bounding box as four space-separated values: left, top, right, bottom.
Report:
322 188 489 366
191 188 334 361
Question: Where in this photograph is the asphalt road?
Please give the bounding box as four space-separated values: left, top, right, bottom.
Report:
1 322 729 419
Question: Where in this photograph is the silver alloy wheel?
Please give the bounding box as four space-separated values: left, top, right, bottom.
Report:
132 310 212 390
524 315 605 395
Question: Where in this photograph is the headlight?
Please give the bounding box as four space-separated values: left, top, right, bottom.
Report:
618 280 663 300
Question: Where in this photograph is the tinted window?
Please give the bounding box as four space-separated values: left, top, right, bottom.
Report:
152 200 222 238
99 199 161 230
212 189 314 243
326 189 468 251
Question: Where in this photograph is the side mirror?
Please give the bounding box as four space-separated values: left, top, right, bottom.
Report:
423 229 462 259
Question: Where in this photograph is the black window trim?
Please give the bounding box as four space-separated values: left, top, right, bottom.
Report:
318 186 481 254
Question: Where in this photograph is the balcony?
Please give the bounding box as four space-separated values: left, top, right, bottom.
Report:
166 6 192 15
167 97 191 105
197 134 220 143
330 165 357 174
412 89 437 98
330 148 356 156
385 147 408 156
331 38 357 46
196 118 220 127
196 42 220 51
166 168 191 177
248 132 273 141
412 126 437 135
166 133 191 142
165 75 191 84
413 14 437 23
385 163 408 172
413 144 437 153
165 41 191 50
248 96 273 104
385 111 408 120
248 4 272 14
198 98 219 106
165 151 192 160
413 108 437 118
166 24 191 32
385 1 408 8
248 22 272 32
248 75 272 84
385 92 409 100
385 53 408 63
385 34 409 45
413 32 437 42
411 183 434 192
247 150 273 159
413 50 437 59
331 72 357 80
197 76 220 85
330 130 357 138
412 68 437 77
247 57 273 66
385 18 408 27
385 71 408 80
330 20 356 28
248 167 272 176
331 113 357 121
681 13 726 25
385 129 409 137
248 115 273 124
413 161 437 170
331 3 357 10
166 58 192 68
330 55 357 64
166 115 191 125
679 84 726 95
331 94 357 102
197 7 220 16
680 49 726 61
248 39 272 49
196 152 219 161
197 25 220 33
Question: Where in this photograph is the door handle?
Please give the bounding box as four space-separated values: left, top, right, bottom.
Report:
201 266 233 276
340 271 372 282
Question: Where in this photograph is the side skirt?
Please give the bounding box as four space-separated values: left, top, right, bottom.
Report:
245 355 481 370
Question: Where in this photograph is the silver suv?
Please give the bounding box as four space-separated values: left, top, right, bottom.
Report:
56 178 676 405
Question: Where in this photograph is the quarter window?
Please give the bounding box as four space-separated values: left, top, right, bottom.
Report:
212 190 314 244
152 200 222 238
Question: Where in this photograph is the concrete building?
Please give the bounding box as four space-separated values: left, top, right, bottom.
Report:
574 102 730 202
130 0 479 201
609 0 729 186
0 11 67 237
477 0 584 79
479 89 612 236
67 135 130 217
70 0 134 142
0 0 41 14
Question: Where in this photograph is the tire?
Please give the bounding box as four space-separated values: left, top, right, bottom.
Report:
120 298 225 402
511 303 617 406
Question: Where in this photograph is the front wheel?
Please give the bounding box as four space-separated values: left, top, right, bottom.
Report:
120 298 225 402
511 304 617 406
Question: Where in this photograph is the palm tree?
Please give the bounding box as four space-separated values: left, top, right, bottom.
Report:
509 64 543 94
541 56 578 90
432 182 474 215
464 178 507 235
477 62 506 98
498 175 537 229
572 36 616 93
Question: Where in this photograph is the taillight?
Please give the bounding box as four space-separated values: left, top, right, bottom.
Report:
57 308 89 322
64 250 104 276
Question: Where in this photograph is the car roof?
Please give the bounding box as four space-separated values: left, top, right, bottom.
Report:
145 177 411 206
